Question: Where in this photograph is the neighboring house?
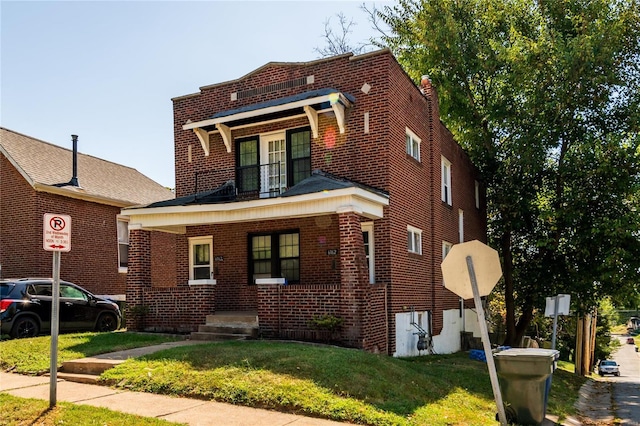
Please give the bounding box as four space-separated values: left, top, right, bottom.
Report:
122 49 487 356
0 128 174 298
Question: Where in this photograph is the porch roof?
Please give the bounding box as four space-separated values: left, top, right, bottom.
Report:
121 171 389 234
181 88 355 156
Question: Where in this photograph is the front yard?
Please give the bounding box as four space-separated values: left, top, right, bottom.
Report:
0 332 587 425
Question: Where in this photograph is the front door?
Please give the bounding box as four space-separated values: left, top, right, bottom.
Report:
261 132 286 197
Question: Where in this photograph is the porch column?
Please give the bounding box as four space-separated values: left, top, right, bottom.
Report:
125 227 151 331
338 210 369 348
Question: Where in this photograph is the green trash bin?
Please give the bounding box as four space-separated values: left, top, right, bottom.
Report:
493 348 559 425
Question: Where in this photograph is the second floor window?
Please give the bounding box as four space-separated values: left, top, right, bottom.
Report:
236 127 311 196
442 156 452 205
406 127 421 161
407 225 422 255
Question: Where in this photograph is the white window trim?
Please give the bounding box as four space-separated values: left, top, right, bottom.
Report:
441 156 452 205
407 225 422 255
188 236 215 285
117 215 129 273
458 209 464 243
406 127 421 161
362 222 375 284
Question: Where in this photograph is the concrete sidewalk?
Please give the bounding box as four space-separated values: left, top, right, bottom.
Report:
0 371 347 426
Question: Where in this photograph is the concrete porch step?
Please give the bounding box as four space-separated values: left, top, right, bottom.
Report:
205 312 258 327
60 358 124 375
191 311 259 342
197 324 259 336
56 357 124 384
190 332 252 341
56 372 102 385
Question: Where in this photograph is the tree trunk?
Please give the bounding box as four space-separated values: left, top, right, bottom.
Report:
501 231 517 346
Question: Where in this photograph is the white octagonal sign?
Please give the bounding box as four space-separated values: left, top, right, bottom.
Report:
441 240 502 300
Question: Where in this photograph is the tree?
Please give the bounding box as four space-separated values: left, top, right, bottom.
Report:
314 12 371 57
374 0 640 346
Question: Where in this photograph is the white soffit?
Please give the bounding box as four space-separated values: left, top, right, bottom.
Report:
122 187 388 234
183 92 352 155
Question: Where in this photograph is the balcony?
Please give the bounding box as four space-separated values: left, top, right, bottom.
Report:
194 163 283 202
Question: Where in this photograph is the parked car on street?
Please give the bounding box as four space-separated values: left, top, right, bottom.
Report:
0 278 121 338
627 337 635 344
597 359 620 377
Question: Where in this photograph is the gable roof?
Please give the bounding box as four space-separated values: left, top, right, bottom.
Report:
0 128 174 207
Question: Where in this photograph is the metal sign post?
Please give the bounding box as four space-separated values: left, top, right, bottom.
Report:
545 294 571 350
50 251 60 407
43 213 71 408
441 240 507 426
466 256 507 426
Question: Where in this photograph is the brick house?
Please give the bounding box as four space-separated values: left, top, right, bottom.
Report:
0 128 174 298
122 50 486 356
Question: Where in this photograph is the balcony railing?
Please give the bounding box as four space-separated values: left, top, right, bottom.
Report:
194 163 283 201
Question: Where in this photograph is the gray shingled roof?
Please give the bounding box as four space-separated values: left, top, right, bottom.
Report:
1 128 174 206
281 170 388 198
210 88 356 119
138 170 387 208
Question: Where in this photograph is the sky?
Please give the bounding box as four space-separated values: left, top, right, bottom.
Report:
1 0 388 188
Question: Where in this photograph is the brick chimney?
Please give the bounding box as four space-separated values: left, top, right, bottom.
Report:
419 74 440 119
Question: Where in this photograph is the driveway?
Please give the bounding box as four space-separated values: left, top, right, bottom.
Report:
608 335 640 425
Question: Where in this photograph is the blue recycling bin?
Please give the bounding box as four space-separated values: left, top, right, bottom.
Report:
493 348 559 425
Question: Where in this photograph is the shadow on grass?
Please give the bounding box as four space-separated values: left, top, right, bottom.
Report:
28 407 54 426
122 340 496 417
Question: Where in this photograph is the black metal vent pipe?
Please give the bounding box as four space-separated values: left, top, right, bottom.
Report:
69 134 79 187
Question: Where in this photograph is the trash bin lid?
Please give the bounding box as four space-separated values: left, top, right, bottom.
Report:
494 348 559 362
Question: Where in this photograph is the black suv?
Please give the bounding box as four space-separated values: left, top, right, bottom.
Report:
1 278 121 338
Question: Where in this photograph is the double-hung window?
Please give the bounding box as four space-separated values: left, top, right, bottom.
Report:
406 128 421 161
117 217 129 272
362 222 375 284
443 241 453 259
236 127 311 196
250 231 300 283
288 128 311 186
189 236 213 283
442 241 453 286
407 225 422 255
441 156 452 205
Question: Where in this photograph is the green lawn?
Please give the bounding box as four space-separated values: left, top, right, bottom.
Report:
0 393 184 426
0 331 180 373
1 334 587 425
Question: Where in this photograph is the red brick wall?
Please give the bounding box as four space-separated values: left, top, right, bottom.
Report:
257 283 341 340
1 154 40 277
182 216 341 312
150 231 177 288
1 154 127 295
140 285 215 333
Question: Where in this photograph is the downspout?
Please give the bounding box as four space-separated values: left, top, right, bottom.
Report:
422 75 438 331
385 283 389 355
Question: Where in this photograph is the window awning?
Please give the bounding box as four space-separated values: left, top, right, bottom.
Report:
182 88 355 156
